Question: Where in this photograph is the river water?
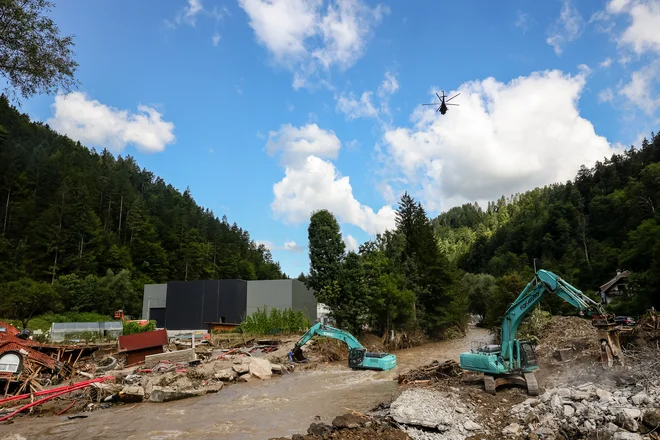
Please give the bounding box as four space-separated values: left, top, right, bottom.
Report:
0 327 491 440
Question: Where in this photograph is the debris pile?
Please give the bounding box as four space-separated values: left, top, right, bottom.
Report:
268 412 412 440
534 316 599 359
397 360 462 385
386 388 483 440
502 382 660 439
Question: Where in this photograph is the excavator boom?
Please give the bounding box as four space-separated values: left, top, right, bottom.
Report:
289 322 397 371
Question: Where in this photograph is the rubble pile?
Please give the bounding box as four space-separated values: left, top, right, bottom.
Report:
502 382 660 439
269 413 412 440
386 388 484 440
397 360 462 385
109 356 292 405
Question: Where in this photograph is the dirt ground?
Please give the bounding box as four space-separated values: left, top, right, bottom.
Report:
277 315 660 440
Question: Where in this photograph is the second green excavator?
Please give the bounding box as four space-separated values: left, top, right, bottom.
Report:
288 322 397 371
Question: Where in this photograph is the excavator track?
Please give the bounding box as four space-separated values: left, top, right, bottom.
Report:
524 372 539 396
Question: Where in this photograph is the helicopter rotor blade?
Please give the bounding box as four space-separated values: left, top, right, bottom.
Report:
447 103 459 106
435 92 442 101
446 92 460 103
422 103 438 106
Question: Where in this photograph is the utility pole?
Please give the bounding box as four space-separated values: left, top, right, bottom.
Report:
2 188 9 236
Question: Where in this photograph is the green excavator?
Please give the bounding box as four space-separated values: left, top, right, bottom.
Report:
459 269 623 396
288 322 397 371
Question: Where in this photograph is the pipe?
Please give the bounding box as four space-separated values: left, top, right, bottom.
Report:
0 376 113 406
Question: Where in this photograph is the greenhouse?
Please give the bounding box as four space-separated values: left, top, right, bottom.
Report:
50 321 123 342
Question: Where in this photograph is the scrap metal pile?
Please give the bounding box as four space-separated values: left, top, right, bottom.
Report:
0 321 95 397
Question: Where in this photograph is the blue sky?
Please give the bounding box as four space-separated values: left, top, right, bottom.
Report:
13 0 660 277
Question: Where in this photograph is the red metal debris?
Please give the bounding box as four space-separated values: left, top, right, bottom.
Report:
118 329 168 366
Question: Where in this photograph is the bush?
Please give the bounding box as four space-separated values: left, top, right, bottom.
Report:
239 307 311 335
518 308 553 345
122 320 156 335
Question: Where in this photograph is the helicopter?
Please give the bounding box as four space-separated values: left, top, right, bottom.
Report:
422 90 460 115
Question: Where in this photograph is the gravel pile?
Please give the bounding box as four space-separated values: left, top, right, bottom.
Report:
501 382 660 439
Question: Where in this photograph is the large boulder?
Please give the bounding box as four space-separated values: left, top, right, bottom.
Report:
148 386 207 403
249 357 273 380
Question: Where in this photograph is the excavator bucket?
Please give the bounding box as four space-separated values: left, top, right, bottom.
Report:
597 328 625 369
290 346 308 363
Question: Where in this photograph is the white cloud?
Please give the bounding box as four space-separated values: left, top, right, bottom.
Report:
377 71 399 97
618 61 660 114
48 92 176 154
608 0 660 54
515 11 531 34
283 240 303 252
343 234 359 252
546 0 585 55
599 87 615 103
267 123 396 235
379 70 623 214
166 0 227 41
238 0 389 88
266 123 341 167
335 91 378 119
335 71 399 121
600 57 614 67
212 32 221 46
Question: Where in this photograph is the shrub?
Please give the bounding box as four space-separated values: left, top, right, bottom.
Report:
239 307 311 335
122 320 156 335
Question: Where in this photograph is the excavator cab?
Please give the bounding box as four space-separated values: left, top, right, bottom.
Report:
519 341 538 369
348 348 366 368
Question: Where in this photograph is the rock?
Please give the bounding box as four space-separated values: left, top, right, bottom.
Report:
148 386 207 403
237 374 252 382
597 388 614 403
204 382 224 393
551 394 563 410
331 414 363 429
232 363 249 375
271 364 283 373
524 398 541 407
249 357 273 380
390 389 455 429
214 368 236 381
572 391 593 401
564 405 575 417
463 420 481 431
613 433 642 440
642 409 660 429
615 409 639 432
123 374 142 385
630 393 650 406
307 423 333 436
502 422 521 435
119 384 145 403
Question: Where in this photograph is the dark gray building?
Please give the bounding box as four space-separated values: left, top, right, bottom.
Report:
142 279 317 330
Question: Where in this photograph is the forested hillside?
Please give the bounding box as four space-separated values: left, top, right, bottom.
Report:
305 134 660 340
433 133 660 318
0 96 285 323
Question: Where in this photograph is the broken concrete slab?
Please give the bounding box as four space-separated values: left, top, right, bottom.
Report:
249 357 273 380
145 349 195 368
119 384 145 403
148 386 207 403
232 363 249 375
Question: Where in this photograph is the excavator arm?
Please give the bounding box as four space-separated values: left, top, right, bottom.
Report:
500 269 608 369
288 322 397 371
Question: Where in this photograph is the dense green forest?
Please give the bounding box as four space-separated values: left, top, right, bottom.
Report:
304 133 660 338
0 96 285 325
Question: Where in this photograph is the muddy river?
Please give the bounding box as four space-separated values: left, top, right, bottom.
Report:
0 327 491 440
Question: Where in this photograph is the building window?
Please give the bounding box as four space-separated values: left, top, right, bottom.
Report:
0 353 21 373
